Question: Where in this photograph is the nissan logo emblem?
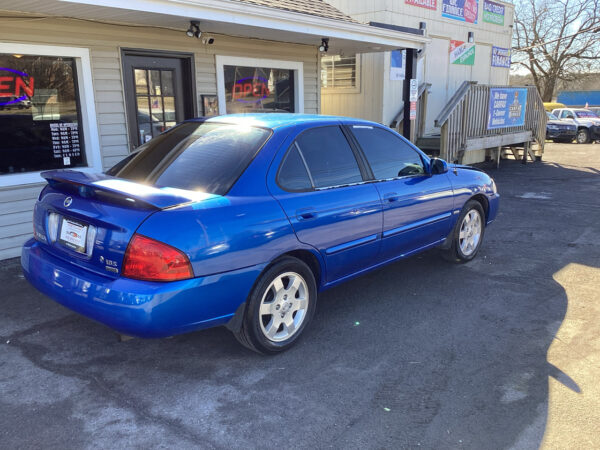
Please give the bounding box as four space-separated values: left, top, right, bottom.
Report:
64 197 73 208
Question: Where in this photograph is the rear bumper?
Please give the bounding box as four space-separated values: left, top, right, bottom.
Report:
21 239 264 338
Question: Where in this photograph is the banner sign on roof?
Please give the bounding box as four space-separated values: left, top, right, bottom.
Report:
483 0 505 25
491 46 511 68
405 0 437 10
450 40 476 65
442 0 479 23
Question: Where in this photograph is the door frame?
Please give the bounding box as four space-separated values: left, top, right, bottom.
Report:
121 48 196 150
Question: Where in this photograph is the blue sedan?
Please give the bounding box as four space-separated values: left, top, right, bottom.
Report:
22 114 499 353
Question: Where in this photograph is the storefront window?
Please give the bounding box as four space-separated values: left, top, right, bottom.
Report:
0 54 86 175
223 65 295 114
321 55 358 89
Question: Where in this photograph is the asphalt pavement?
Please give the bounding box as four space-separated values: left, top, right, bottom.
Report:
1 142 599 449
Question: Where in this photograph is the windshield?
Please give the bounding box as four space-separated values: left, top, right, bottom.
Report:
575 110 598 118
547 112 558 120
107 121 272 195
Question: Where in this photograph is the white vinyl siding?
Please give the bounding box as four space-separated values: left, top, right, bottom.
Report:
0 16 320 259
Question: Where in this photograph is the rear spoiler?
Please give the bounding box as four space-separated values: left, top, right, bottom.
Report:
41 170 215 209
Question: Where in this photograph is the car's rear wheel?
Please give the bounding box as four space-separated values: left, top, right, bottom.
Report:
576 129 590 144
442 200 485 263
234 257 317 354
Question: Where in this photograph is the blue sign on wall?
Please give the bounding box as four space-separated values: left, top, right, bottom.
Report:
491 46 511 68
487 88 528 129
442 0 479 23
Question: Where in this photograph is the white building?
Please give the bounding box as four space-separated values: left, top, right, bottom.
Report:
322 0 515 144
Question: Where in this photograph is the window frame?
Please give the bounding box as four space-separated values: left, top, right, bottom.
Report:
346 124 428 182
215 55 304 115
276 125 370 192
0 43 102 187
320 54 361 94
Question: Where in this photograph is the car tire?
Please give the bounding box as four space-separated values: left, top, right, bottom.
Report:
233 256 317 354
576 129 590 144
442 200 486 263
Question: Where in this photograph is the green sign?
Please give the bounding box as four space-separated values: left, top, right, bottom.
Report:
450 40 476 66
483 0 505 25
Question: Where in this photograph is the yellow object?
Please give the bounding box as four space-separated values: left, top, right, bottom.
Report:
543 102 566 112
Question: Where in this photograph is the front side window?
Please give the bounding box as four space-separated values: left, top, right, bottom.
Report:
108 121 271 195
560 110 573 119
351 126 425 179
0 54 85 175
223 65 294 114
295 126 362 188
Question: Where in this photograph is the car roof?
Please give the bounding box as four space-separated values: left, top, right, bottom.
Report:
195 113 381 130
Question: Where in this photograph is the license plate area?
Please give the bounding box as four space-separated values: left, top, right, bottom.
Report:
58 217 89 254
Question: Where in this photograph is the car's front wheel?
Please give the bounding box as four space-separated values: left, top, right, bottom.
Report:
576 129 590 144
234 257 317 354
442 200 485 263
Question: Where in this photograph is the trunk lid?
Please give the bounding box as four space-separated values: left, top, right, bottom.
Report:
33 170 210 278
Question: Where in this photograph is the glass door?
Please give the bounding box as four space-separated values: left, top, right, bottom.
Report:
122 53 194 149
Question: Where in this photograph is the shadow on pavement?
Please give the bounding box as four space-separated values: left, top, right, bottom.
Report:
1 147 599 449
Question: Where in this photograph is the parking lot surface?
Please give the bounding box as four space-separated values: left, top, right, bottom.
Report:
1 143 599 449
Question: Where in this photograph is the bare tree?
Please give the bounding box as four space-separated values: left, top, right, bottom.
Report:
512 0 600 101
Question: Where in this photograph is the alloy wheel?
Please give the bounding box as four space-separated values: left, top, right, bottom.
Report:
259 272 309 342
459 210 482 256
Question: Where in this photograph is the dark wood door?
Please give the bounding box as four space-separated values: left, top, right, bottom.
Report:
122 53 194 149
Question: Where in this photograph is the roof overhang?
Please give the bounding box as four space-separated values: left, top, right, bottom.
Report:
0 0 429 53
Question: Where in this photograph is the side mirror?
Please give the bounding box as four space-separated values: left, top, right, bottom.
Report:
430 158 448 175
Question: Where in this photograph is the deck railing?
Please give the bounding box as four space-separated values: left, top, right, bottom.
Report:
434 82 547 163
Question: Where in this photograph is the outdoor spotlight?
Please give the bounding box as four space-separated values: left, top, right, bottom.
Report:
186 21 201 38
319 38 329 52
468 31 475 43
419 21 426 30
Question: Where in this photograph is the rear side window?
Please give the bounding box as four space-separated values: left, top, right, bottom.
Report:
108 122 271 195
351 126 424 179
295 126 362 188
277 144 312 191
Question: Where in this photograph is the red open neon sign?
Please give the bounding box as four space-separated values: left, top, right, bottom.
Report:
232 76 270 103
0 68 35 105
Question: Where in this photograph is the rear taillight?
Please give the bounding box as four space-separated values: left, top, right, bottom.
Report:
122 234 193 282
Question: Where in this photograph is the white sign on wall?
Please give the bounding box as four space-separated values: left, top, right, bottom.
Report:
390 50 406 80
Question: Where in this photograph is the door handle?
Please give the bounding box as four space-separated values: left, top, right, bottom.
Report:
383 192 399 203
296 207 316 220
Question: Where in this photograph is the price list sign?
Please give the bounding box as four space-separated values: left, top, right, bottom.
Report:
50 123 81 166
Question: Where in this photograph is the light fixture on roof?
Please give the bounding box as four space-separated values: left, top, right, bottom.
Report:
186 21 201 38
319 38 329 52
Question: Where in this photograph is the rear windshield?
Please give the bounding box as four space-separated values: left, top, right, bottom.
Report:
107 121 271 195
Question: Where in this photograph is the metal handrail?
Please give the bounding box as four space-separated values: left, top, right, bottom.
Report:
389 82 432 129
434 81 475 128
